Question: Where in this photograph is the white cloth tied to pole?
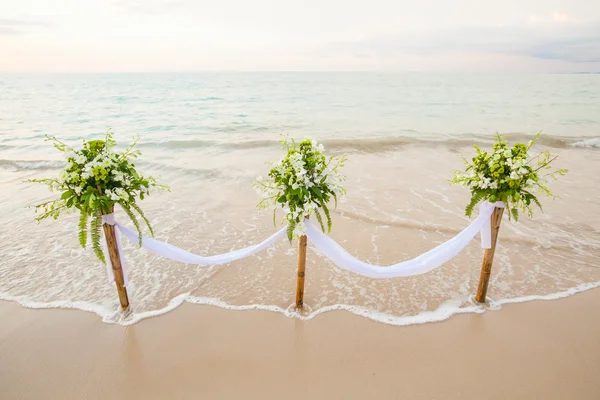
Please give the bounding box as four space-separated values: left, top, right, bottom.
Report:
304 201 505 279
479 201 505 249
100 201 504 283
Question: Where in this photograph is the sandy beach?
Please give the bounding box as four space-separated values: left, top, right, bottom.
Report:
2 287 599 399
3 1 600 397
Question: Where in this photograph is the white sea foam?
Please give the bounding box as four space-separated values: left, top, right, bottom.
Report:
3 281 600 327
570 137 600 148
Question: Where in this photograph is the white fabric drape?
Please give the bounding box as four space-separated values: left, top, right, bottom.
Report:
100 201 503 283
116 222 287 265
304 201 504 278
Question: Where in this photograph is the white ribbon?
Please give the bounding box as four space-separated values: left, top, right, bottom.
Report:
99 201 504 283
304 201 504 278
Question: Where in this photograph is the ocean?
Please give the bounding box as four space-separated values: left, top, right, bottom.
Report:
1 72 599 325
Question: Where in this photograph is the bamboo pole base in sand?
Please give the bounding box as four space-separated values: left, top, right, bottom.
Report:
102 219 130 312
295 233 308 309
475 207 504 303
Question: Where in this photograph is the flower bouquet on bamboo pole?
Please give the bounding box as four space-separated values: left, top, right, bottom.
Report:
452 132 567 303
254 135 346 308
30 130 168 311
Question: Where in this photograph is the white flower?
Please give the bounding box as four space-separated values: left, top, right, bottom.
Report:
58 169 68 183
64 149 75 160
293 221 306 237
74 186 82 195
503 149 512 157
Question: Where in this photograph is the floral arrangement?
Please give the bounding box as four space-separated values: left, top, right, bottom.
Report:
451 132 567 221
254 136 346 241
31 130 167 263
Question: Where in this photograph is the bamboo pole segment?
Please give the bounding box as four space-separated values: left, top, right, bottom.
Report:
295 219 309 309
101 206 130 312
475 207 504 303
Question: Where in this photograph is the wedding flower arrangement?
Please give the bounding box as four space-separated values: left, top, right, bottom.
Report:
254 136 346 241
452 132 567 221
31 130 166 263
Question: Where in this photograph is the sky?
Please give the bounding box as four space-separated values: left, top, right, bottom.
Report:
1 0 599 72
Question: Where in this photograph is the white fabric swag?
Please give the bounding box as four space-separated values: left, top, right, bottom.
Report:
101 201 504 284
304 201 503 278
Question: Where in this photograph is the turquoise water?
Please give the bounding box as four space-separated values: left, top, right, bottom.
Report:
2 73 599 154
1 73 599 325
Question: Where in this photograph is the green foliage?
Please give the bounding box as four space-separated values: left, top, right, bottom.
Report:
254 135 346 241
91 211 105 264
30 130 169 263
314 207 325 232
286 222 296 243
120 201 142 246
452 132 567 221
78 212 89 248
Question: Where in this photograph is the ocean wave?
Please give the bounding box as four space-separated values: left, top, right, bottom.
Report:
570 137 600 148
0 159 65 171
135 133 599 153
2 133 596 172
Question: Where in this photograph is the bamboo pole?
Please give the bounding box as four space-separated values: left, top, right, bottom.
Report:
102 209 130 312
475 207 504 303
295 221 309 309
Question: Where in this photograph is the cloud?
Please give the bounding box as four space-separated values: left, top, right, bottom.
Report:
528 12 579 25
0 18 50 35
325 17 600 64
110 0 186 15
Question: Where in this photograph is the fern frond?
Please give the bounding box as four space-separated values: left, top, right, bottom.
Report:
511 206 519 222
286 220 296 243
120 202 142 246
531 195 543 211
130 202 154 237
314 207 325 232
91 211 105 264
321 200 332 232
78 211 89 248
465 191 487 217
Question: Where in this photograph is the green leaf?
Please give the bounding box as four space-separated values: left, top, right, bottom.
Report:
314 208 325 232
321 200 332 232
78 212 89 248
311 187 323 199
120 202 143 246
61 190 73 200
511 206 520 221
90 211 105 264
130 202 154 237
465 190 487 217
286 220 295 243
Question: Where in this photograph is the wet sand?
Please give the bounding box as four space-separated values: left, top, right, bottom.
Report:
1 288 599 399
